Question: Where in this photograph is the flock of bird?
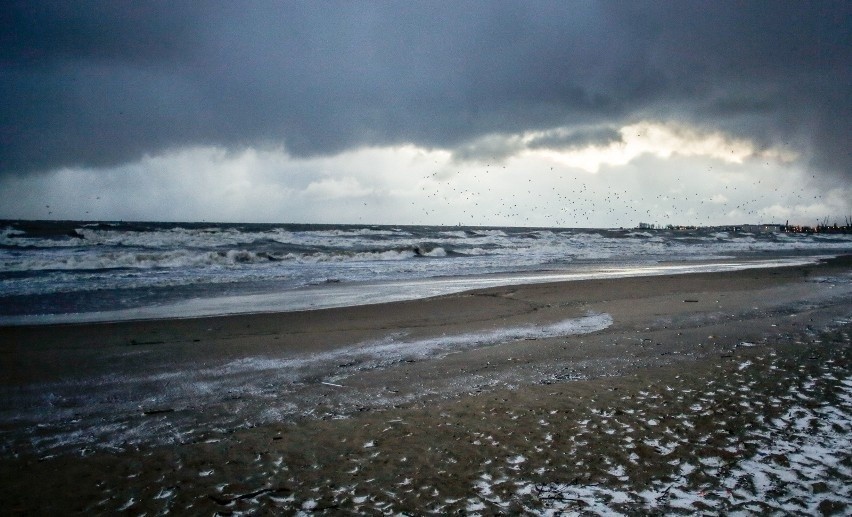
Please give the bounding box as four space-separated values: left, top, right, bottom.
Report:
406 160 824 228
37 159 828 228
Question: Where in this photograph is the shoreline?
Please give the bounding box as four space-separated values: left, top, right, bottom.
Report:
1 256 850 513
0 254 835 327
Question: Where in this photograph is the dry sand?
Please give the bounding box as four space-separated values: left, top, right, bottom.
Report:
1 257 851 514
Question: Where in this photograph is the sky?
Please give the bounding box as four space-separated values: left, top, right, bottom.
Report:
1 1 850 228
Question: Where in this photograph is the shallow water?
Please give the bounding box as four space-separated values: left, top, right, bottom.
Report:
2 220 851 323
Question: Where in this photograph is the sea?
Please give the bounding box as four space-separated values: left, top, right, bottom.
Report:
2 220 852 325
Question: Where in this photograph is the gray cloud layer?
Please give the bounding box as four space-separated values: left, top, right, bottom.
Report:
1 1 849 179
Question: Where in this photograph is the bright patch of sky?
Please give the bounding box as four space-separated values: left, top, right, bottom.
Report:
524 122 798 172
1 121 847 228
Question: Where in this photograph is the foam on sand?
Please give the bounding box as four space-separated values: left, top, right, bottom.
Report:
5 313 613 455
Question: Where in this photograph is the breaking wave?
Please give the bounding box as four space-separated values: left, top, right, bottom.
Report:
2 220 851 320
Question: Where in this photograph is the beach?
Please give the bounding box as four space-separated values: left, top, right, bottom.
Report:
1 256 851 514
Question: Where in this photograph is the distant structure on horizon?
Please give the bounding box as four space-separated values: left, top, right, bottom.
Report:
781 218 852 234
636 220 852 234
739 224 783 233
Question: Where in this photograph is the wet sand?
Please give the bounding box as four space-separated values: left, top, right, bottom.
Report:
1 257 851 514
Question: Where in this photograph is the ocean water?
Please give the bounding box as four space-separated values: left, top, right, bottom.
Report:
1 220 851 324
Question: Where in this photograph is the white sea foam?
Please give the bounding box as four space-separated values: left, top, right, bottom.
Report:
215 312 614 378
3 312 614 454
0 225 415 249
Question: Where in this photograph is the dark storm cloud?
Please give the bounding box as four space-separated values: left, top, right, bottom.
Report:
527 127 623 151
1 0 849 179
